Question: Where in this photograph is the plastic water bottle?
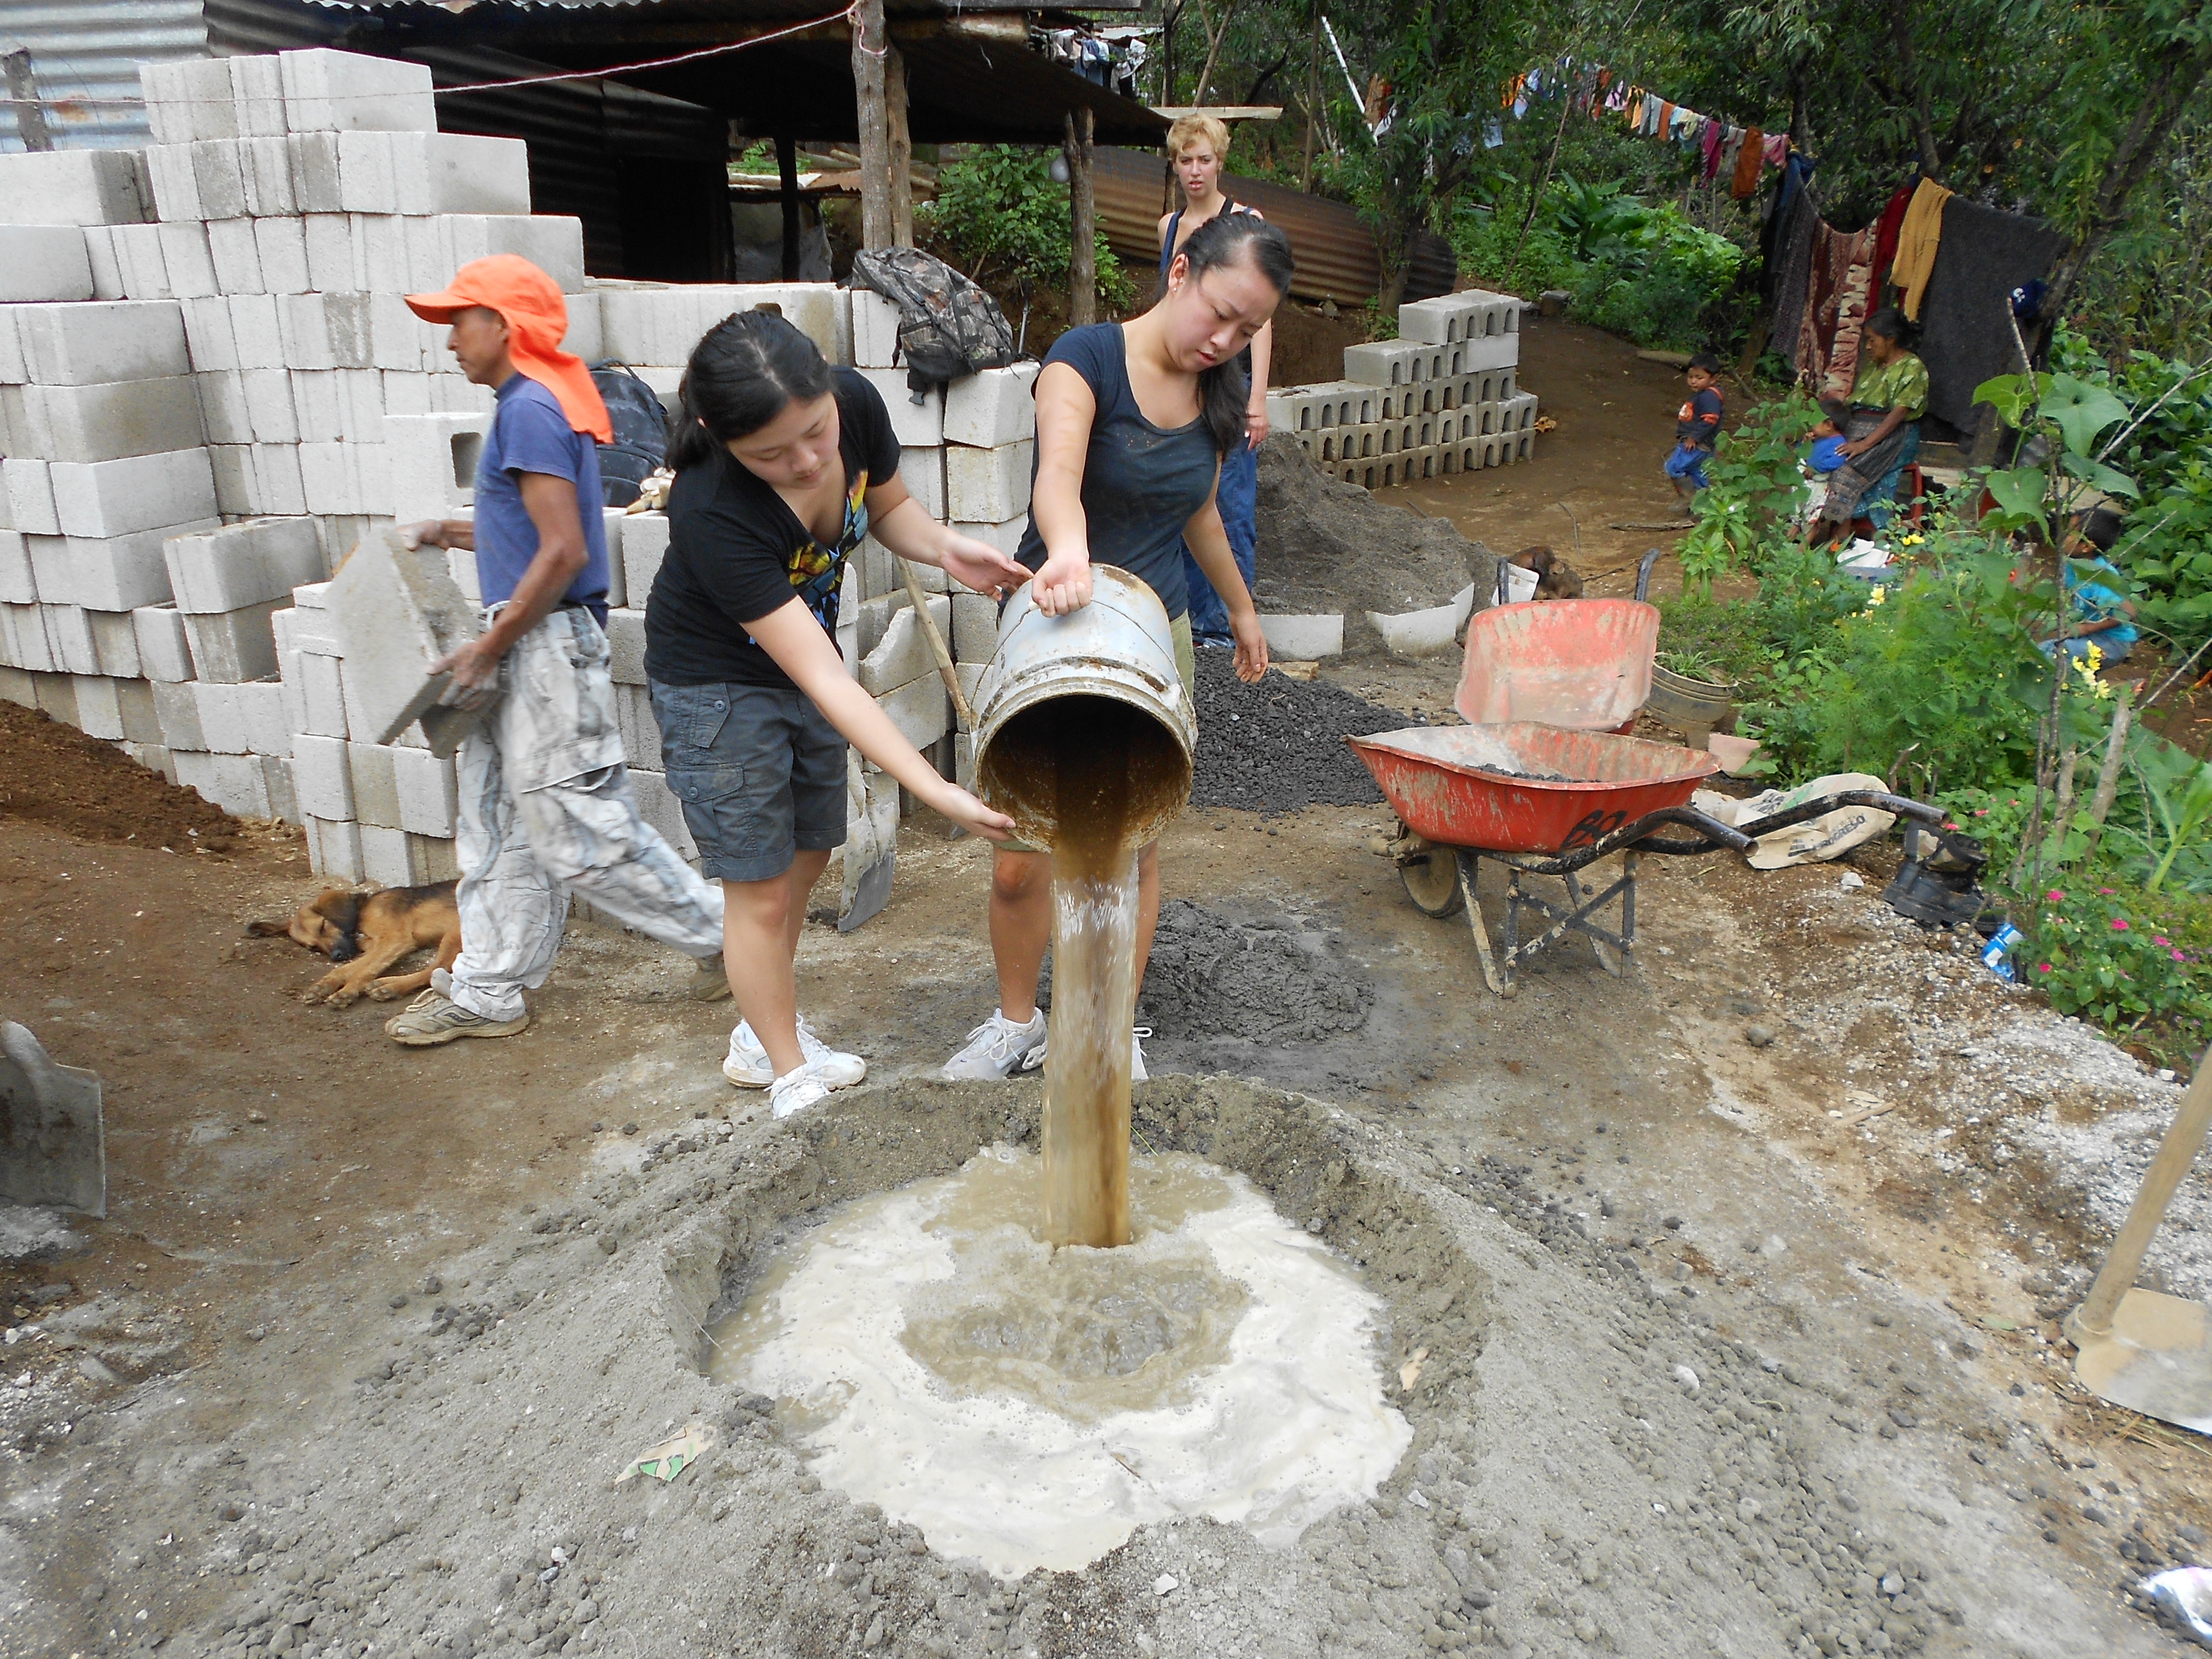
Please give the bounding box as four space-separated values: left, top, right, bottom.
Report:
1980 922 2024 982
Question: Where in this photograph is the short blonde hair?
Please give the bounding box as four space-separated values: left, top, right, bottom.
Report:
1166 114 1231 164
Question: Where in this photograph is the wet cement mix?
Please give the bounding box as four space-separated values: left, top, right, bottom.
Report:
1250 436 1497 628
1192 651 1410 815
45 1076 2019 1659
1138 898 1373 1044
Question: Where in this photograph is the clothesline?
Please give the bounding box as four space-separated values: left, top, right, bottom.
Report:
1497 58 1785 200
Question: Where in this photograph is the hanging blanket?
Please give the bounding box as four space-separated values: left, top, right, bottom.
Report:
1797 224 1875 401
1916 197 2066 438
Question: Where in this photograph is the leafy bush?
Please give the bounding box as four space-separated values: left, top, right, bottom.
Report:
2014 883 2212 1062
1675 393 1826 593
922 145 1135 310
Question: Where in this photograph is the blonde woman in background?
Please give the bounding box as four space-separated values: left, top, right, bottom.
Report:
1156 113 1273 649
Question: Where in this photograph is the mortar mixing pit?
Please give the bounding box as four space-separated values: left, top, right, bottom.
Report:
691 1086 1445 1581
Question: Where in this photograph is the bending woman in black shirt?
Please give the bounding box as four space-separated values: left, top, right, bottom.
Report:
644 312 1024 1119
943 211 1292 1082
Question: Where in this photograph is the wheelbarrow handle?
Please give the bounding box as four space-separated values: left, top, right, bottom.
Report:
1507 805 1754 874
1728 790 1944 842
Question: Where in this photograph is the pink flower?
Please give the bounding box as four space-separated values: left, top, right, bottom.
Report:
2175 950 2188 963
2155 935 2171 946
1973 808 1989 817
2098 887 2115 895
2112 919 2131 931
2038 963 2054 973
2047 889 2066 902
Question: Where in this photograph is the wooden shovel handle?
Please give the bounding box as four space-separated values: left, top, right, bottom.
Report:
896 557 975 732
2074 1046 2212 1337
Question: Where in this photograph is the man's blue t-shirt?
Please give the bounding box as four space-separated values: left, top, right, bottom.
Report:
475 373 610 619
2067 556 2138 650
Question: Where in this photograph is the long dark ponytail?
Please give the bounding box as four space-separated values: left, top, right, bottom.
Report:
1167 210 1295 457
668 309 833 471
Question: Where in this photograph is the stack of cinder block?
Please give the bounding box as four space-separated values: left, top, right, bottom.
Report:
1266 290 1539 489
0 48 1037 910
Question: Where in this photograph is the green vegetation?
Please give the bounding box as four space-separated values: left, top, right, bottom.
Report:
920 146 1135 312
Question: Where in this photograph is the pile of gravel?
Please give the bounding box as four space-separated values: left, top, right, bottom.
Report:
1250 433 1496 621
1190 650 1413 815
1137 899 1372 1041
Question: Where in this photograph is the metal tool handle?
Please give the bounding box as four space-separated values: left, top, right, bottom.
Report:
896 559 975 732
2071 1048 2212 1338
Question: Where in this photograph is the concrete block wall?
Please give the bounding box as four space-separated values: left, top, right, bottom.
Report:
1265 291 1538 488
0 48 1038 904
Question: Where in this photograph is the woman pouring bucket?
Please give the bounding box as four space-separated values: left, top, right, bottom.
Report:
942 211 1293 1081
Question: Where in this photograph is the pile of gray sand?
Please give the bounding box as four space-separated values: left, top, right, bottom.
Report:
1251 433 1498 626
1137 898 1373 1042
1190 650 1411 815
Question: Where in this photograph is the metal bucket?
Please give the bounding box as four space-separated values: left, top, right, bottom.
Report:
972 565 1197 850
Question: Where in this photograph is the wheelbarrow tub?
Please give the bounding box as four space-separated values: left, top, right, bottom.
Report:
1349 722 1722 855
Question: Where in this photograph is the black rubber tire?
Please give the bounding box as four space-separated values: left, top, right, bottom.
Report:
1399 850 1465 918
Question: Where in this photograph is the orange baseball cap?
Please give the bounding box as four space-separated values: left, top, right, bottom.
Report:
406 254 612 444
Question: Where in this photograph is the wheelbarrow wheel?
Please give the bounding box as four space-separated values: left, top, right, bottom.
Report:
1399 849 1465 918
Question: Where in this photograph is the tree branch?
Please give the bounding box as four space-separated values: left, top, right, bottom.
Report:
1888 0 1945 177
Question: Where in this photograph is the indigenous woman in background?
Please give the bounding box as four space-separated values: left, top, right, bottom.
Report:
1157 113 1273 649
1805 308 1928 546
942 212 1293 1082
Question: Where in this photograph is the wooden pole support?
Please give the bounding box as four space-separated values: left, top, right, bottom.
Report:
850 0 894 251
897 559 975 732
1066 107 1097 328
775 133 801 282
4 48 52 153
885 40 914 248
2069 1047 2212 1339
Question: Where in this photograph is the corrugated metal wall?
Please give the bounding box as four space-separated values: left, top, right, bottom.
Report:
0 0 209 152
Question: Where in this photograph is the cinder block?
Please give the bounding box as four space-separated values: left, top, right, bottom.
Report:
134 605 195 680
0 226 93 303
442 214 587 294
165 517 327 614
242 137 299 218
0 531 32 604
51 450 219 539
139 61 196 148
31 669 78 724
263 755 300 824
223 294 280 371
113 221 174 298
952 517 1027 561
152 677 206 750
70 674 124 739
384 411 486 521
230 55 289 139
621 512 669 607
65 519 219 611
252 444 308 516
0 603 51 671
209 753 273 817
0 312 20 384
857 369 942 446
242 368 299 443
899 446 947 520
279 49 438 136
287 132 344 215
0 151 151 228
79 227 121 299
1344 339 1448 388
0 664 33 707
184 600 284 684
292 733 354 819
852 291 903 369
253 216 310 292
562 290 602 362
156 221 218 299
237 678 291 756
323 527 482 750
187 140 250 223
17 300 189 386
1458 332 1519 374
290 370 343 443
858 594 950 695
945 441 1031 524
194 681 248 753
171 751 218 802
295 648 349 737
604 608 647 686
358 824 422 887
2 460 58 536
181 296 240 373
117 676 162 745
950 590 999 662
343 134 530 218
307 813 365 880
142 144 203 222
303 214 357 291
599 509 628 609
89 609 140 678
631 769 698 861
613 682 656 768
876 673 948 751
43 604 97 673
943 363 1040 448
393 746 458 835
23 377 206 464
349 741 402 827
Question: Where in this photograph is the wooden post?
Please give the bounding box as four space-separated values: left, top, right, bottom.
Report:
1066 107 1097 327
4 48 52 153
850 0 894 250
774 133 801 282
1301 3 1321 188
885 39 914 248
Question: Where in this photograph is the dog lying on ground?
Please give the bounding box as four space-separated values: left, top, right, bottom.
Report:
1511 545 1586 600
248 881 462 1008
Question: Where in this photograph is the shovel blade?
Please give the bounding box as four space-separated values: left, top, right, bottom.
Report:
0 1023 106 1218
839 849 895 933
2072 1288 2212 1434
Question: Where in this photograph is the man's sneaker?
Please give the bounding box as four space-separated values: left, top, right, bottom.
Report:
384 989 529 1047
1131 1026 1152 1083
724 1017 867 1090
941 1009 1048 1080
769 1062 834 1120
689 953 733 1002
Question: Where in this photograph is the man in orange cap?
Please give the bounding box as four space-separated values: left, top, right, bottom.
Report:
384 256 727 1046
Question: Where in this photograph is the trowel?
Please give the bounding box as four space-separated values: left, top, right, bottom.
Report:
0 1022 105 1218
2064 1048 2212 1433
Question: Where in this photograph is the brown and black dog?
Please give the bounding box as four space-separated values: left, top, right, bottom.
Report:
1511 544 1586 600
249 881 462 1008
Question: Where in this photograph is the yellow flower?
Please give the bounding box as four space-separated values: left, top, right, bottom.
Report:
2086 643 2104 672
1867 585 1886 606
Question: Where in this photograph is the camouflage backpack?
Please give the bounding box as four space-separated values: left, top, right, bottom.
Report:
845 248 1020 397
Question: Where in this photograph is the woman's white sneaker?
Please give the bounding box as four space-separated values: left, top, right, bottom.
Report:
941 1009 1048 1080
769 1062 834 1120
724 1017 867 1090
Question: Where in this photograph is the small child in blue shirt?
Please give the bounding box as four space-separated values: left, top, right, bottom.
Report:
1665 353 1725 512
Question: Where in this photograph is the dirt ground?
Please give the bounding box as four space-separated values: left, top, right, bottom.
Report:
5 632 2211 1658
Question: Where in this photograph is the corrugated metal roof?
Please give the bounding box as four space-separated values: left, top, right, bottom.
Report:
0 0 209 151
1094 147 1455 308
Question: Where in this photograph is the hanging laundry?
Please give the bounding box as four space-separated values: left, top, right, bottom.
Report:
1732 127 1764 198
1485 118 1505 148
1890 177 1953 321
1717 125 1745 184
1868 181 1916 297
1764 153 1821 363
1701 118 1726 179
1803 227 1877 401
1762 133 1789 167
